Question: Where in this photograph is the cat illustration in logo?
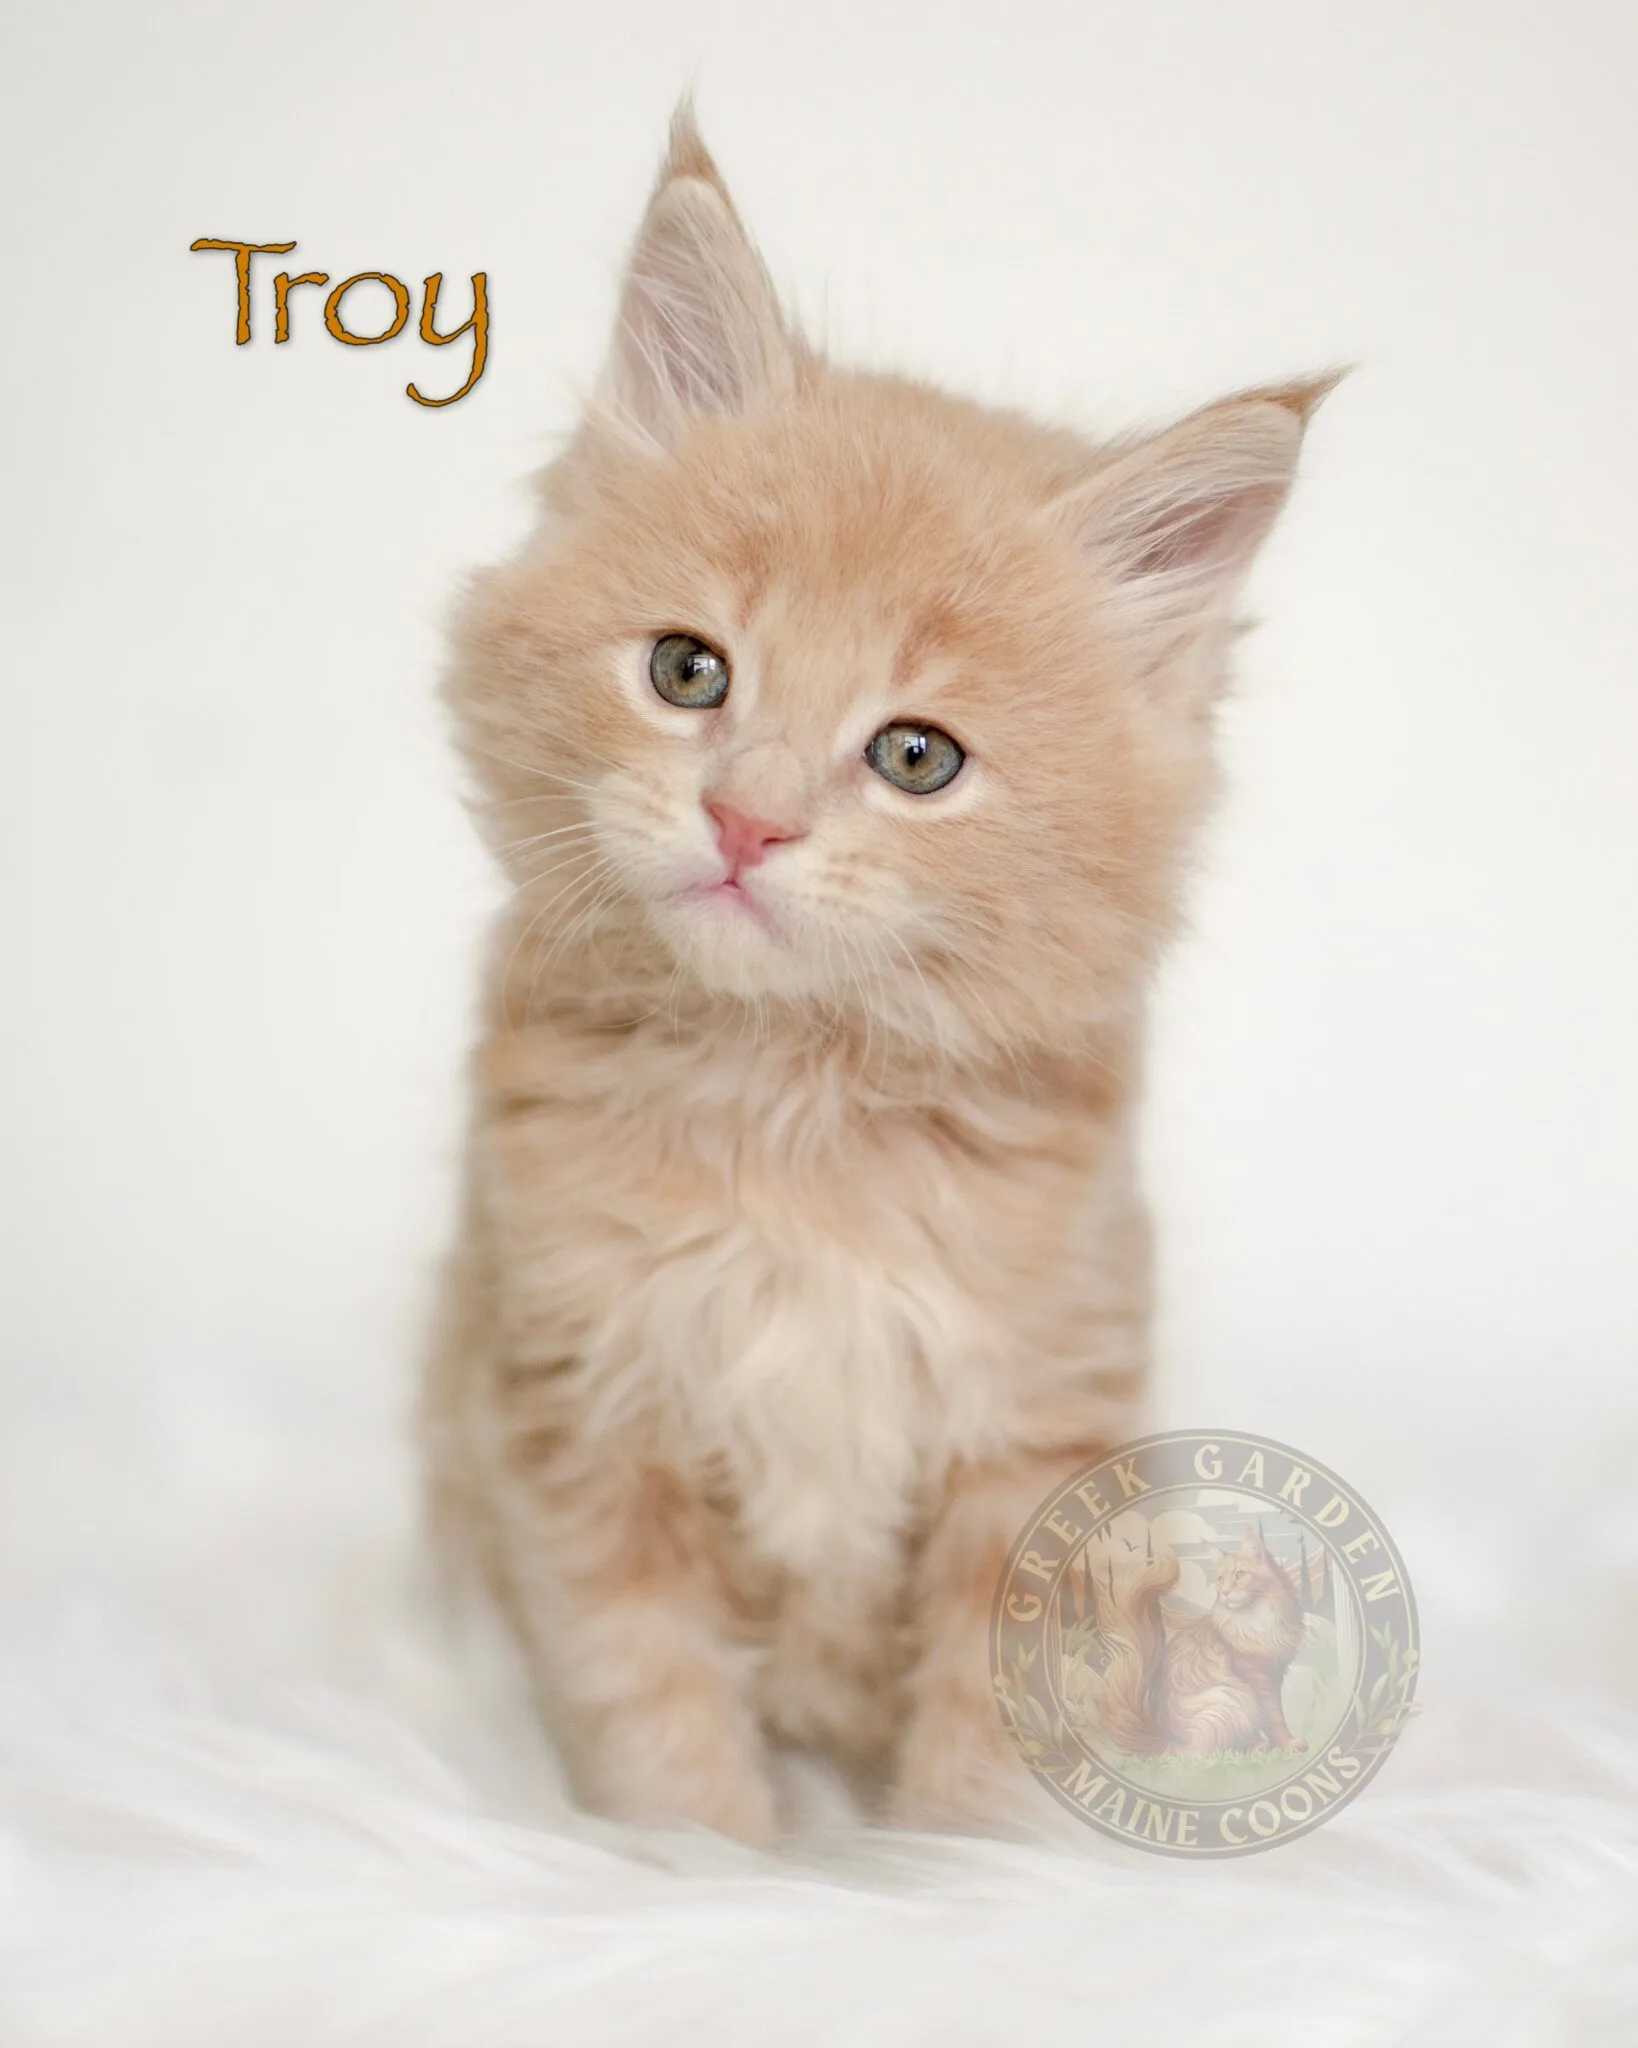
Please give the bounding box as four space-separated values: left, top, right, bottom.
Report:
1085 1525 1309 1757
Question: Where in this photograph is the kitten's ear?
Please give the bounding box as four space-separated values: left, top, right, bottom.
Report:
592 102 797 450
1044 375 1342 680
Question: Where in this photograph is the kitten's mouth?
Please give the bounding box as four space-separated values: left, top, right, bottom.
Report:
691 876 770 925
660 870 820 999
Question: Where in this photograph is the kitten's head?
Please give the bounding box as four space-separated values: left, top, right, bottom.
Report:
447 106 1332 1061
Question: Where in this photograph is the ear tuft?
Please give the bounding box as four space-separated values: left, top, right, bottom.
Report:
659 95 722 190
1244 367 1351 424
592 100 795 450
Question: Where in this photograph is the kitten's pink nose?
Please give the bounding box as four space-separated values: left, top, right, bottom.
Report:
705 800 805 874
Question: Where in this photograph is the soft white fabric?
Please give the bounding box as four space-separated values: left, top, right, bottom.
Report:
3 1385 1636 2046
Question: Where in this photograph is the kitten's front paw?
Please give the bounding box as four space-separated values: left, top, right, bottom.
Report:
587 1765 781 1849
889 1697 1043 1836
575 1723 781 1848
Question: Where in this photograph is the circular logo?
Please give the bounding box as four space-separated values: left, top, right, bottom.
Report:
991 1430 1419 1856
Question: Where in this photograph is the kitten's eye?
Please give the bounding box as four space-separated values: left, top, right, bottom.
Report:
650 633 730 709
866 721 964 795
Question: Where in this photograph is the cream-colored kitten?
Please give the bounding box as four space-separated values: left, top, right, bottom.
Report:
424 105 1330 1844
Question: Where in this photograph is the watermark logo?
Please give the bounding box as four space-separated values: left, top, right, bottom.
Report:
992 1431 1418 1856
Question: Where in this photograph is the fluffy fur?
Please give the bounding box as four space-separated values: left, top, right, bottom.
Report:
424 104 1334 1841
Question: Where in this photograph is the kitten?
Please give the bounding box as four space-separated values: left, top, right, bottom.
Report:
1092 1530 1309 1757
423 103 1331 1843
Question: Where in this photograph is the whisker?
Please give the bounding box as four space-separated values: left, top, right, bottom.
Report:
523 858 624 1011
495 847 614 1010
457 742 606 796
837 928 879 1091
492 821 602 863
628 959 685 1030
477 719 628 779
509 841 607 899
877 926 956 1084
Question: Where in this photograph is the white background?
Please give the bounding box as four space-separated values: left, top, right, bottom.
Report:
4 0 1636 1638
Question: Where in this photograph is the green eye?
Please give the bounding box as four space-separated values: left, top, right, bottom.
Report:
866 721 965 795
650 633 730 709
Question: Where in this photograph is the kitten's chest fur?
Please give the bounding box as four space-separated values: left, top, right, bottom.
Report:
475 1013 1144 1588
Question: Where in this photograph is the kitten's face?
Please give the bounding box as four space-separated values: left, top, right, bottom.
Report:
588 548 1002 1018
445 109 1324 1058
460 393 1209 1048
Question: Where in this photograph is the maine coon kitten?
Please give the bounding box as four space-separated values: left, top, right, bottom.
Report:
423 104 1332 1843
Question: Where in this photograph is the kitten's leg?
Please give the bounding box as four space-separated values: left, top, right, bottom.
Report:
759 1569 904 1798
434 1113 777 1844
891 1450 1101 1832
501 1439 781 1847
